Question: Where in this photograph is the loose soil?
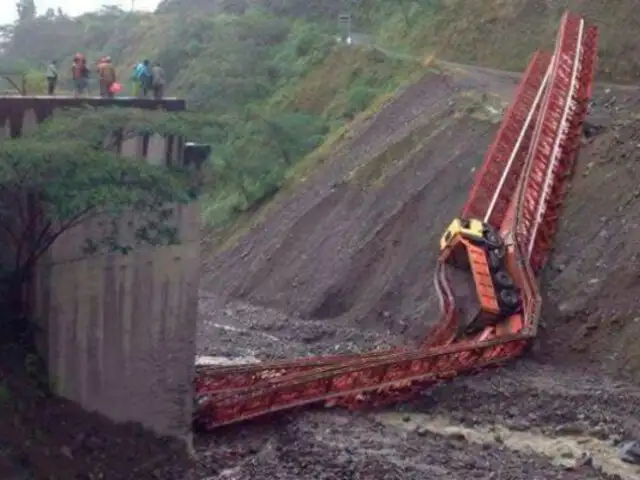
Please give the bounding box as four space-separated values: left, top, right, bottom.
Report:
3 65 640 479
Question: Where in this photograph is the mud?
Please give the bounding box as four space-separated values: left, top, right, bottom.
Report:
541 102 640 381
195 410 606 480
379 411 638 478
0 345 196 480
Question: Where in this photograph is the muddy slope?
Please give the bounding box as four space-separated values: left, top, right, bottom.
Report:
204 71 505 342
540 87 640 382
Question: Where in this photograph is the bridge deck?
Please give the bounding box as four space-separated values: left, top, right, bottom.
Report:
0 96 186 137
0 96 186 111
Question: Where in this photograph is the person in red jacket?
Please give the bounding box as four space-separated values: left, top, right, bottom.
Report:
72 53 89 97
98 56 117 98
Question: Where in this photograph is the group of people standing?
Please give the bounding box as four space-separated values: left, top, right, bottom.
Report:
44 53 166 99
132 59 166 99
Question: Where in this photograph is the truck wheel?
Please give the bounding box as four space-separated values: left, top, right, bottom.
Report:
488 251 501 271
499 288 520 310
488 248 505 271
494 270 514 288
483 227 503 249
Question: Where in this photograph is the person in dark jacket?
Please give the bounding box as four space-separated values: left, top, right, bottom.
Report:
151 62 166 99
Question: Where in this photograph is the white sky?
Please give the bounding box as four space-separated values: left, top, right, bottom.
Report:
0 1 162 25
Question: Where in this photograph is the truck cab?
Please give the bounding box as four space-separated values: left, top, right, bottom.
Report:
440 217 521 336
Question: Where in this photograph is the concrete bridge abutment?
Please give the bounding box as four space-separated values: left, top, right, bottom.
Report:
0 96 200 444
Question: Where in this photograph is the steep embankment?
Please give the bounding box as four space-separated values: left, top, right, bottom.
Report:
540 89 640 381
202 69 510 345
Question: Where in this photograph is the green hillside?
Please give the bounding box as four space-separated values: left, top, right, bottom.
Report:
1 0 637 229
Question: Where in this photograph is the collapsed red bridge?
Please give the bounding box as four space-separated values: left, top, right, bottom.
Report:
194 11 599 431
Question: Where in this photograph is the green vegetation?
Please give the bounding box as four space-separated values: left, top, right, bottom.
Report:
0 108 199 343
1 0 638 232
0 2 427 229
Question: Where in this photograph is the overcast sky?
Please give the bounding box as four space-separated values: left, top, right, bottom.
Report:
0 1 162 25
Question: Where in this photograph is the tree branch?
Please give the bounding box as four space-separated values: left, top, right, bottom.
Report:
15 205 97 283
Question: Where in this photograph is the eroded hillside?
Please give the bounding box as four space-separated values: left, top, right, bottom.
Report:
202 71 503 342
542 96 640 381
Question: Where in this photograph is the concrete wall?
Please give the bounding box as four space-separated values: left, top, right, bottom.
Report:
1 96 199 443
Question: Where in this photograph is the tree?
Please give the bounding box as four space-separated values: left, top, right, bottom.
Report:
16 0 36 22
0 108 202 332
398 0 413 28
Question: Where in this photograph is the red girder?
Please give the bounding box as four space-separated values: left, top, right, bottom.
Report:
461 51 551 227
194 11 599 431
514 12 595 273
195 351 397 392
195 336 528 430
528 24 599 273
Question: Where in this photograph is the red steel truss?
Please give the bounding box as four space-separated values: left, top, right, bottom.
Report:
462 51 552 228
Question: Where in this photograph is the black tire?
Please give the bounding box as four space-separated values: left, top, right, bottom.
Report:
499 288 520 310
490 244 506 258
494 270 514 288
488 248 505 271
483 227 503 249
488 251 501 271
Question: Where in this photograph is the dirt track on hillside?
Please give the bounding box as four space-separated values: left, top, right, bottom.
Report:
194 67 640 479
